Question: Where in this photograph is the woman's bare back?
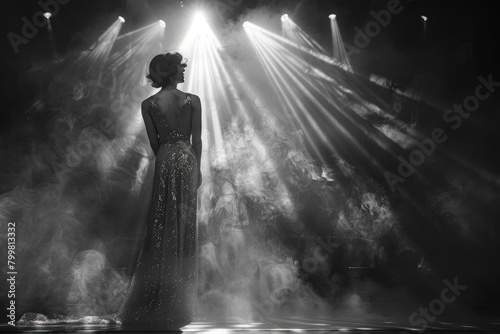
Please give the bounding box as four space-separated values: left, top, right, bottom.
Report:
152 89 188 129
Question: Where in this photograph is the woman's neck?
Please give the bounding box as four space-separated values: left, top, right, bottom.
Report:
161 85 177 91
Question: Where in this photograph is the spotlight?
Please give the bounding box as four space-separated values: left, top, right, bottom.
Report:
195 11 205 21
159 19 166 27
281 14 289 22
43 12 52 19
118 16 125 23
421 15 428 21
329 14 336 20
242 21 249 28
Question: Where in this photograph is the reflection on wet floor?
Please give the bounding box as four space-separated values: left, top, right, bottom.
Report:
4 314 500 333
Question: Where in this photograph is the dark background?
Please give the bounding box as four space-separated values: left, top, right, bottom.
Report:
2 0 499 323
2 0 499 119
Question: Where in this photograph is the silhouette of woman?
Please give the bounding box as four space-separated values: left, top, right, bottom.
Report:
119 52 202 331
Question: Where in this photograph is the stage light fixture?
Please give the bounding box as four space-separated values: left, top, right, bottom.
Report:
159 20 166 27
329 14 336 20
43 12 52 19
118 16 125 23
242 21 249 28
421 15 427 21
281 14 289 22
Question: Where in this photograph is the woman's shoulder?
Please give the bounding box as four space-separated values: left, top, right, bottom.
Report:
141 96 155 111
142 90 199 105
142 93 163 105
178 89 196 99
187 93 200 104
142 96 153 104
178 90 199 105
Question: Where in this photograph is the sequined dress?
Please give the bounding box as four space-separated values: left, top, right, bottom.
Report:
119 93 198 330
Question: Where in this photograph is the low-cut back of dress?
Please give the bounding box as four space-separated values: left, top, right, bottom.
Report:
119 93 198 330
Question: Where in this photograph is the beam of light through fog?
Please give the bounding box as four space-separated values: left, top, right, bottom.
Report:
6 3 499 329
244 20 396 175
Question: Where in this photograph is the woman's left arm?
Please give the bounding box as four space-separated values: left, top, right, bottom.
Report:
141 99 159 156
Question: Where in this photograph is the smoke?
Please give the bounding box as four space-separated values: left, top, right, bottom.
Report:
7 1 498 328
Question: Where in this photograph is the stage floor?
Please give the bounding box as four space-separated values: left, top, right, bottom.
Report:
3 313 500 333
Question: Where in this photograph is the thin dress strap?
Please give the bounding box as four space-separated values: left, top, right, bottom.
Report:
150 97 191 144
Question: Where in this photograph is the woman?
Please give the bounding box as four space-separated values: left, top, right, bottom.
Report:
119 52 202 331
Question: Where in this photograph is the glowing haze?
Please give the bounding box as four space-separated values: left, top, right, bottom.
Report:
3 3 497 328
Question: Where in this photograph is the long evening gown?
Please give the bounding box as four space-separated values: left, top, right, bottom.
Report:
119 93 199 330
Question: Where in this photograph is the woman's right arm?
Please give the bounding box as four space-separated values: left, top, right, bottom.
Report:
191 95 202 187
141 99 159 156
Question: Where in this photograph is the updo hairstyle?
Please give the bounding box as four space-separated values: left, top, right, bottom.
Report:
146 52 187 88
